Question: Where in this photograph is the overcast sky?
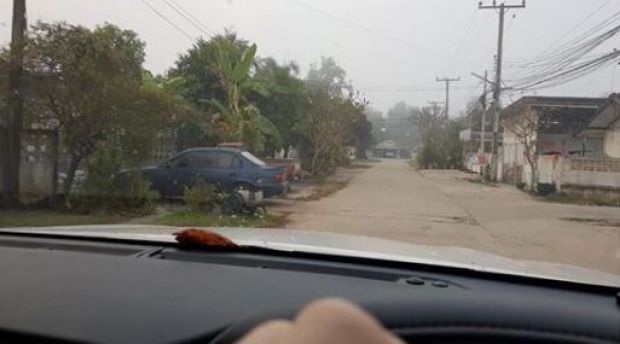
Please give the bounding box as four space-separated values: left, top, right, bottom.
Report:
1 0 619 115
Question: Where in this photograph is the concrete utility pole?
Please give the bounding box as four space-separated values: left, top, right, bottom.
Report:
436 77 460 119
471 71 491 153
479 0 526 181
480 70 488 153
4 0 26 201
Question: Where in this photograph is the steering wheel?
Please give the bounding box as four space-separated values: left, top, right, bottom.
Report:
209 293 618 344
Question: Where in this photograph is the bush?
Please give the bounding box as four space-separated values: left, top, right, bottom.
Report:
184 182 219 213
537 183 556 196
516 182 526 190
73 146 159 214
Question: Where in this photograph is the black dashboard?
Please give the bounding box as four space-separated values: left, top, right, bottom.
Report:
0 232 618 344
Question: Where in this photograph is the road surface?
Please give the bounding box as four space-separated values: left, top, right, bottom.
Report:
285 160 620 274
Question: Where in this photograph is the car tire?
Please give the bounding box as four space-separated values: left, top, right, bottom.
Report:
224 192 245 215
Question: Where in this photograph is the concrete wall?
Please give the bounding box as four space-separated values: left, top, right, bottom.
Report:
557 157 620 191
604 120 620 158
19 130 58 203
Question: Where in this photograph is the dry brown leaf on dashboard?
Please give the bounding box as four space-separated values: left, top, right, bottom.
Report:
174 229 238 249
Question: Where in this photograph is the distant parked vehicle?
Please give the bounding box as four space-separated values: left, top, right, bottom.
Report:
217 142 302 181
124 148 288 199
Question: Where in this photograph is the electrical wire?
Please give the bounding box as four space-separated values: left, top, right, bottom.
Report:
443 8 480 75
511 49 620 91
286 0 438 55
536 0 611 56
506 10 620 68
142 0 194 40
159 0 215 38
504 18 620 89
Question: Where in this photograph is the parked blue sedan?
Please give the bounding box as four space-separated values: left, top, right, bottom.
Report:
133 148 288 198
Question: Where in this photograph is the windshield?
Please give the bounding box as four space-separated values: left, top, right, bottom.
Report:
0 0 619 286
241 151 267 167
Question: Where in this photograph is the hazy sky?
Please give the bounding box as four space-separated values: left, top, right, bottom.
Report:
1 0 619 115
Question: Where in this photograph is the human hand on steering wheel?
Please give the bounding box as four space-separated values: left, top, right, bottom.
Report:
238 298 404 344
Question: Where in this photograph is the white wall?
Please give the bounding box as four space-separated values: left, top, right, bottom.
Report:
604 119 620 158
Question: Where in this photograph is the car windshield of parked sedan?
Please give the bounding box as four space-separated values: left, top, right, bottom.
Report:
1 0 619 285
241 151 267 168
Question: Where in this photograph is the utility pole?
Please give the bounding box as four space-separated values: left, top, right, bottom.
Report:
436 77 460 119
471 71 491 153
480 70 488 153
479 0 526 181
4 0 26 202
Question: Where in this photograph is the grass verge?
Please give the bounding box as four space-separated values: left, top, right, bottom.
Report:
153 211 289 228
407 159 420 169
0 210 129 228
460 177 499 187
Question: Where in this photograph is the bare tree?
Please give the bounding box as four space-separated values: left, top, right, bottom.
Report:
502 108 539 190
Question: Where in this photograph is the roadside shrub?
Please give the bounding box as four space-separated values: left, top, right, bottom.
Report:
516 182 526 190
184 183 219 213
72 146 159 214
537 183 556 196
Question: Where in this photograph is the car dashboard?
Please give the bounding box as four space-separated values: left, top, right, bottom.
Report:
0 232 618 344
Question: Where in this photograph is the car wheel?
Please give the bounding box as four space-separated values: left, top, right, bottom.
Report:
224 192 245 215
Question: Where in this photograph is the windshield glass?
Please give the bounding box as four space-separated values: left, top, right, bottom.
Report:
0 0 619 286
241 151 267 167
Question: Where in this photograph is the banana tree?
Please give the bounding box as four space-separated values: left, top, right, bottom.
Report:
212 40 282 152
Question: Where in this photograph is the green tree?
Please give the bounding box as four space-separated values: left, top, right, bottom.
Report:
306 56 351 97
385 101 419 150
295 90 365 175
250 57 307 154
23 22 145 194
169 32 249 109
113 71 194 166
410 107 464 169
210 38 281 152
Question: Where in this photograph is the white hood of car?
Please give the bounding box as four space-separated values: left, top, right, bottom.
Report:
2 225 619 287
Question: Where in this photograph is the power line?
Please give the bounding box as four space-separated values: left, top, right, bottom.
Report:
285 0 481 68
540 0 612 55
507 10 620 68
511 49 620 91
142 0 194 40
506 22 620 88
287 0 437 55
443 8 479 75
159 0 215 38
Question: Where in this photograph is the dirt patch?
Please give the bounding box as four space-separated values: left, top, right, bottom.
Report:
431 215 479 225
300 181 349 201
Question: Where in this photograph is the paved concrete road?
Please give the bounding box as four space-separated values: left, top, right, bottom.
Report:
286 160 620 275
